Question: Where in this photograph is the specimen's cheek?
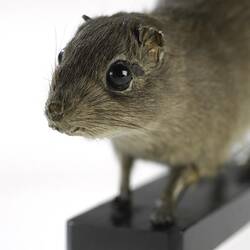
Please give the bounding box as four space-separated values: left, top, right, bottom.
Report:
130 78 146 92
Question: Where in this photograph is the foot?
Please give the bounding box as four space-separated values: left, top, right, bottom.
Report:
150 205 174 229
111 196 132 226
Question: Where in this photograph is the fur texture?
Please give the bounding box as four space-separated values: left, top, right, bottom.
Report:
45 0 250 226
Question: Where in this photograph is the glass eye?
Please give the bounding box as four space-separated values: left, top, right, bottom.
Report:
58 49 64 64
106 61 133 91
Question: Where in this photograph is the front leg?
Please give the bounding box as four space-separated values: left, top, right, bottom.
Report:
111 153 134 224
150 165 200 228
119 154 134 200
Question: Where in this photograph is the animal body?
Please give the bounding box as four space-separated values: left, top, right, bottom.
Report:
45 0 250 226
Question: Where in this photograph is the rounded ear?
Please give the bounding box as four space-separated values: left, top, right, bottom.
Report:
134 26 165 66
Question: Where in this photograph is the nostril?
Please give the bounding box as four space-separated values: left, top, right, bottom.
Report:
47 102 64 121
48 102 63 115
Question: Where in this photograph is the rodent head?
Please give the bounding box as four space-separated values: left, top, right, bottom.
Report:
45 13 165 138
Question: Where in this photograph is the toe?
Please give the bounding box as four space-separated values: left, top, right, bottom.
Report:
111 196 132 226
150 208 174 229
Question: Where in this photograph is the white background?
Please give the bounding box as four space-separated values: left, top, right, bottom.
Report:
0 0 249 249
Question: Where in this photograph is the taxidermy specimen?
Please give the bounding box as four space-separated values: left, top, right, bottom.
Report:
45 0 250 227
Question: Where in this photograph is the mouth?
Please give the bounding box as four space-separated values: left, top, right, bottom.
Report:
67 127 88 137
48 121 84 136
49 123 61 132
70 127 81 133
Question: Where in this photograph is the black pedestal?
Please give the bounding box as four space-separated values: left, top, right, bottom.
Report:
67 167 250 250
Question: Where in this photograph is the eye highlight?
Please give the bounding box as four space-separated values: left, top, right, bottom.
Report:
58 49 64 64
106 61 133 91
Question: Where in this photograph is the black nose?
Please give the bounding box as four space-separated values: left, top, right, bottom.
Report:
46 102 64 121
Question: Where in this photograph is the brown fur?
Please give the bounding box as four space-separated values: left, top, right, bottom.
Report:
45 0 250 226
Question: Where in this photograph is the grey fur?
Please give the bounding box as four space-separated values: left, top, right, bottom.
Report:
45 0 250 226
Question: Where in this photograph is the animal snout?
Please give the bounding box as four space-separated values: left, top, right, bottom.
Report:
46 102 64 121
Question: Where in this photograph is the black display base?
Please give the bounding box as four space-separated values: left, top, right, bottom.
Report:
67 166 250 250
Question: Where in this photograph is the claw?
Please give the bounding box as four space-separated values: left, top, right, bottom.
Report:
150 207 174 229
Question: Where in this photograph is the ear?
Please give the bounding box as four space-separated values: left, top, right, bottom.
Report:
134 26 165 65
82 14 91 22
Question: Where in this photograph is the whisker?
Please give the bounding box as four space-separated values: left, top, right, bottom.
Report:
54 27 58 68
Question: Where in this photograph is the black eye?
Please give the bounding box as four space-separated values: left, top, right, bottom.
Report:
58 49 64 64
106 61 133 91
